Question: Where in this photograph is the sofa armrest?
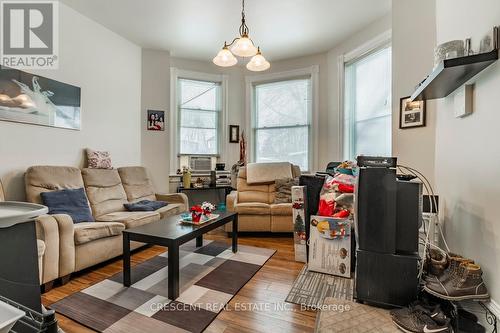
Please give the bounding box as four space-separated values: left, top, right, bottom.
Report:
52 214 76 278
35 215 60 284
226 191 238 212
156 193 189 211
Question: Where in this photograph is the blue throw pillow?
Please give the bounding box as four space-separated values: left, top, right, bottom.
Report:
41 188 94 223
124 200 168 212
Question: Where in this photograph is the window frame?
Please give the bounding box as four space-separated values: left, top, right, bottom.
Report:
170 68 228 172
338 30 392 161
245 66 319 173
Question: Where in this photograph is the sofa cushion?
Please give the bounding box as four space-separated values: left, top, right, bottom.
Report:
97 211 160 229
41 188 94 223
124 200 167 212
246 162 292 184
74 222 125 245
156 203 185 219
25 166 84 204
270 203 293 216
86 149 113 169
118 166 156 202
236 202 271 215
82 168 128 218
238 190 270 204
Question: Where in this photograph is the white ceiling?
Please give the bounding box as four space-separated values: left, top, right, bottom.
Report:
60 0 391 61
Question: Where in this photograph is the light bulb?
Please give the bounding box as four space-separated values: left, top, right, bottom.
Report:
213 47 238 67
231 36 258 57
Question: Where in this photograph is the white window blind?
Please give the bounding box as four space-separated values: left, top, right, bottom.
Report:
178 79 221 155
344 46 392 160
253 78 311 171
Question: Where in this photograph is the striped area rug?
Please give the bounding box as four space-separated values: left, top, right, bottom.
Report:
285 265 354 309
50 240 275 333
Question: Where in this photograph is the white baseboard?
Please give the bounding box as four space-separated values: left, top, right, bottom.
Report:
486 298 500 319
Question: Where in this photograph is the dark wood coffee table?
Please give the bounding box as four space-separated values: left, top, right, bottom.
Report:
122 211 238 300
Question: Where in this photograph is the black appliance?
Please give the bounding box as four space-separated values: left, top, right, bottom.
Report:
355 158 422 307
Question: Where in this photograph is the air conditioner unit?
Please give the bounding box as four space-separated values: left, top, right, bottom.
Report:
179 156 216 172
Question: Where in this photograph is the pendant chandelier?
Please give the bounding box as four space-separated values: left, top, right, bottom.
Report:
213 0 270 71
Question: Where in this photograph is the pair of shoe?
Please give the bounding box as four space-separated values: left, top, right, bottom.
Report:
423 251 489 301
390 301 452 333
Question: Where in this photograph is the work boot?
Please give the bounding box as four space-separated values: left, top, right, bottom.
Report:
424 249 448 278
426 254 473 284
424 263 489 301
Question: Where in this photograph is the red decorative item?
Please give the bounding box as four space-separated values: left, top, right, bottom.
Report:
190 205 203 223
338 183 354 193
318 200 335 217
333 209 350 218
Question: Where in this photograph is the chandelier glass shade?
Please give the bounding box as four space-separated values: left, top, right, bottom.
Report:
231 36 258 57
213 44 238 67
246 48 270 71
213 0 269 71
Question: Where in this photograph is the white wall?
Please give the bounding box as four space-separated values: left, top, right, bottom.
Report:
141 49 171 192
434 0 500 305
327 14 392 164
0 4 142 200
392 0 437 186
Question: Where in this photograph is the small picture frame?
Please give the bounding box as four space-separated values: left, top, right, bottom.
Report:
400 97 426 129
229 125 240 143
147 110 165 131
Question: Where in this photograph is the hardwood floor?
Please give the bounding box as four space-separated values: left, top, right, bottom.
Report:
42 231 317 333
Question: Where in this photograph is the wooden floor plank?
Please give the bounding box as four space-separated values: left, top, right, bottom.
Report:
42 231 316 332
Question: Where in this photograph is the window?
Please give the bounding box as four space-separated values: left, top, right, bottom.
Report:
343 45 392 159
178 78 222 155
253 78 312 171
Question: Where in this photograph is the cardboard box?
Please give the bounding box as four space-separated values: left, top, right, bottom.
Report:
308 215 351 278
291 186 307 263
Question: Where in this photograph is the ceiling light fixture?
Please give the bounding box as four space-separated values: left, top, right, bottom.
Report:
213 0 269 71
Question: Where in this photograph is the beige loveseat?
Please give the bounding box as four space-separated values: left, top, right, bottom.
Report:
25 166 188 286
225 163 300 233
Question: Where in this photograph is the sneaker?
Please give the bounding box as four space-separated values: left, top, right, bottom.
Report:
391 303 448 326
424 263 489 301
391 307 452 333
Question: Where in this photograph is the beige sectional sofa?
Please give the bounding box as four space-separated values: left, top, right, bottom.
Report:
25 165 188 286
225 163 300 233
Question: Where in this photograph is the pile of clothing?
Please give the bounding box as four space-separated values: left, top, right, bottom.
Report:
317 161 356 218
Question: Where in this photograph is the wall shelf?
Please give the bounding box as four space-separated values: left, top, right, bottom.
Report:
410 49 498 101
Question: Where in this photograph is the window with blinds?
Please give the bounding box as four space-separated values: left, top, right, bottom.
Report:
343 45 392 159
253 78 312 171
178 79 222 155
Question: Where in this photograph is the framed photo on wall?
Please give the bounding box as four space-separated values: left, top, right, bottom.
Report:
0 65 81 130
147 110 165 131
399 96 426 129
229 125 239 143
